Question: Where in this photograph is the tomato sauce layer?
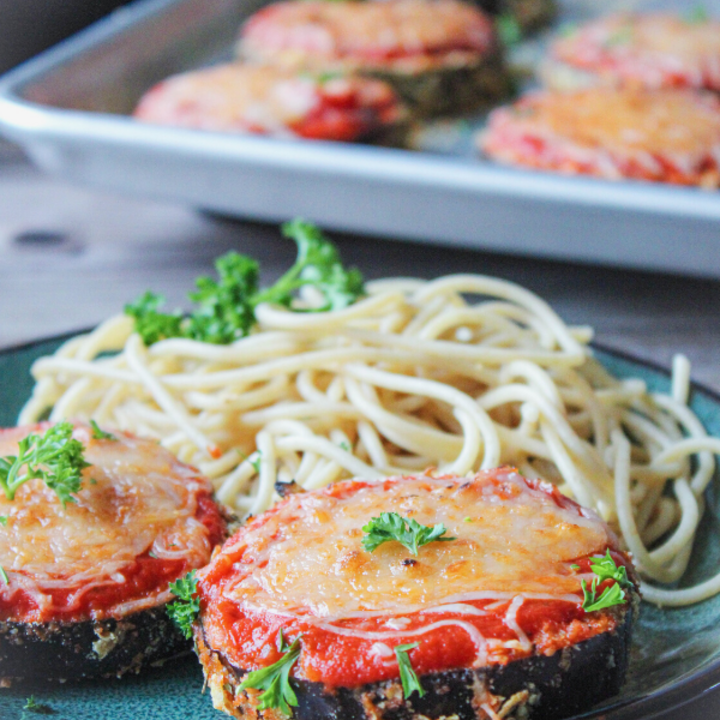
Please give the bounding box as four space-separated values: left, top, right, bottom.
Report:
0 423 226 623
550 13 720 91
198 469 634 689
134 63 403 142
239 0 495 68
481 88 720 186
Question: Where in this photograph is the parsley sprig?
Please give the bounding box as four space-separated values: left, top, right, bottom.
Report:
686 5 709 23
0 422 90 507
395 643 425 699
495 14 522 47
257 219 365 312
361 512 455 555
90 420 117 441
239 631 302 715
589 550 632 587
125 220 365 346
581 550 633 613
167 570 201 639
23 696 54 715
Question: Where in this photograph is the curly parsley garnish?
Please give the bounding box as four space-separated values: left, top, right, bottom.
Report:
686 5 709 23
395 643 425 699
126 220 365 346
605 23 633 47
23 696 54 715
90 420 117 441
581 550 633 612
239 631 302 715
590 550 632 587
167 570 200 639
495 13 522 47
361 512 455 555
0 422 90 507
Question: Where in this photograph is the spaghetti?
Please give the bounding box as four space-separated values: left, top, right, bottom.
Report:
18 273 720 607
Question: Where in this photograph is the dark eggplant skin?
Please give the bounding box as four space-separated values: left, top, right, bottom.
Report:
501 0 557 33
0 605 188 684
366 51 512 119
472 0 557 33
195 597 637 720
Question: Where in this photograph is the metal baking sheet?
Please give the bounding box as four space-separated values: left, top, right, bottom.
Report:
0 0 719 277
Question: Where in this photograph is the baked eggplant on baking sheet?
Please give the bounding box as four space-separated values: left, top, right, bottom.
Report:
540 12 720 92
479 86 720 187
236 0 511 118
134 62 409 144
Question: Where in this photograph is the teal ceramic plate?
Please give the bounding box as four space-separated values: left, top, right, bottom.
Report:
0 335 719 720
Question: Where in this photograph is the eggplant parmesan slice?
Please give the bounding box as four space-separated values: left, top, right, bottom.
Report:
540 13 720 92
194 468 639 720
479 87 720 187
0 422 226 683
237 0 510 117
134 63 407 144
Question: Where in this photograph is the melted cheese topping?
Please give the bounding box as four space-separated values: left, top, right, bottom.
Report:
134 63 400 138
482 87 720 184
221 470 611 618
135 64 321 131
512 88 720 157
0 424 213 593
553 13 720 89
239 0 494 70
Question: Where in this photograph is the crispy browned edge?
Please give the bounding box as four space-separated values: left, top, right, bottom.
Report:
193 586 639 720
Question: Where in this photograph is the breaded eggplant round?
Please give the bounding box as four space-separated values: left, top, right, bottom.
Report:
541 12 720 92
479 87 720 187
237 0 510 117
0 422 226 683
193 468 639 720
134 62 407 144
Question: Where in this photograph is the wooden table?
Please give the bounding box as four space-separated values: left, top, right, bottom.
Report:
1 143 720 718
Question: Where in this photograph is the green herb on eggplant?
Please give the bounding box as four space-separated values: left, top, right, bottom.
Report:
90 420 117 441
686 5 709 23
167 570 201 639
395 642 425 699
23 696 55 715
581 551 632 612
0 421 90 507
495 13 522 46
239 631 302 715
362 512 455 555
